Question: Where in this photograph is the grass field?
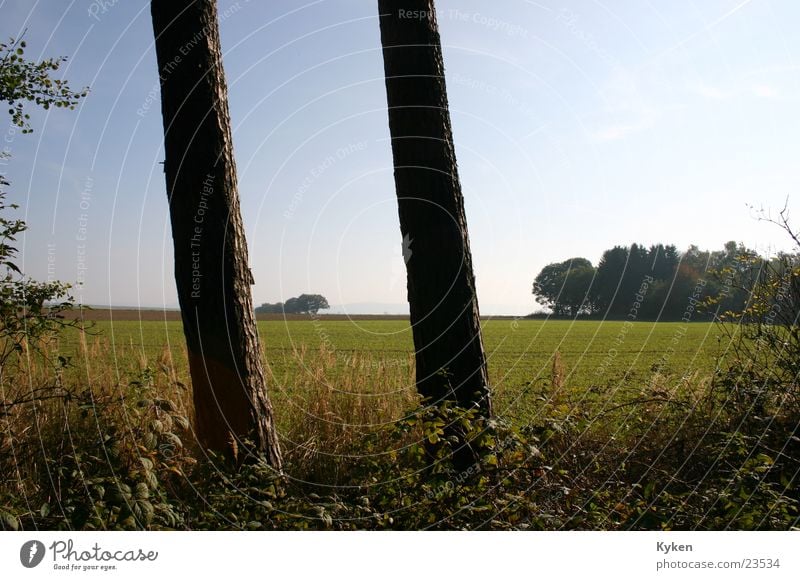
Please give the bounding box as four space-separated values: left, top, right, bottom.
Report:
55 317 728 428
7 313 799 531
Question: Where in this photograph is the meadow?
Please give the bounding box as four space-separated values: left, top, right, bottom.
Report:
55 317 727 428
5 313 798 530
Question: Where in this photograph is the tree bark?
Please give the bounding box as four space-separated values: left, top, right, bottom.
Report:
378 0 492 416
150 0 282 468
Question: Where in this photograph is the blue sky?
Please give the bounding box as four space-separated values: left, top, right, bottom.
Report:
2 0 800 315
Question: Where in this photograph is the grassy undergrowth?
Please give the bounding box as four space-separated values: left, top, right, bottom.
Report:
1 331 798 530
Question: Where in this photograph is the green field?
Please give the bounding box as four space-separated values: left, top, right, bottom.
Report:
58 319 728 425
10 316 798 531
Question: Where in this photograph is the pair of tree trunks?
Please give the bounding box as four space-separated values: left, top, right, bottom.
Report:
150 0 490 468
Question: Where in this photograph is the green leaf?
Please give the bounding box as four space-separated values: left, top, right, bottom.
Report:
3 513 19 530
134 483 150 500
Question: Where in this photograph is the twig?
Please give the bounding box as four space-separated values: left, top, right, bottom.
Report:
591 397 689 420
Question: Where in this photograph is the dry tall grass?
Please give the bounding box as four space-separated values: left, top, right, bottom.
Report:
267 344 419 483
1 335 420 494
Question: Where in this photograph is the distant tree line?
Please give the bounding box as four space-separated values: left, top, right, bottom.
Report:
256 294 330 315
532 242 770 321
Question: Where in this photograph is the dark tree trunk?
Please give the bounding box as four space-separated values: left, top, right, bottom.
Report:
150 0 282 468
378 0 492 416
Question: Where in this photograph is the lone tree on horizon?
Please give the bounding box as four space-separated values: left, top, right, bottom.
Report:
378 0 492 418
150 0 282 468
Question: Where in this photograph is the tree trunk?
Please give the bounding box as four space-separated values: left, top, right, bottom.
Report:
378 0 492 416
150 0 282 468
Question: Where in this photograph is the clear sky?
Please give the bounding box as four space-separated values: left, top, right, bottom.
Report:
2 0 800 315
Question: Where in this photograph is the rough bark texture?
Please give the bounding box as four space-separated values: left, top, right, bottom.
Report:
150 0 282 468
378 0 492 415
